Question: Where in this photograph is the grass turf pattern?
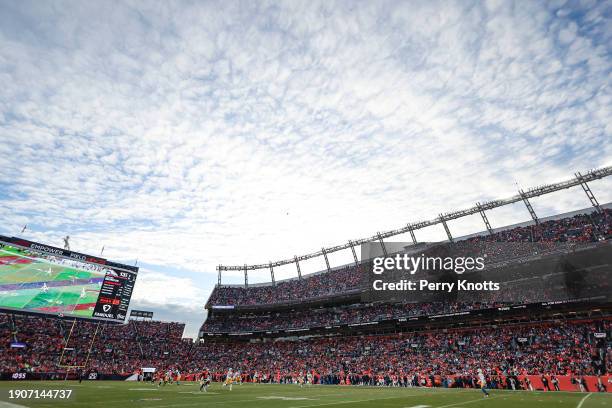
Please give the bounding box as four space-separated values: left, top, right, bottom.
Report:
0 381 610 408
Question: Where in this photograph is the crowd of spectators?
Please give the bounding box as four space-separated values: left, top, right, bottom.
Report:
201 209 611 333
193 319 611 383
201 302 503 333
207 209 611 307
1 313 609 383
1 210 610 385
201 282 607 334
0 314 188 375
207 265 363 306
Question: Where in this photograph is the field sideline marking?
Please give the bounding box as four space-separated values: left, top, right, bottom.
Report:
87 389 360 405
0 401 28 408
576 393 592 408
150 394 419 408
131 390 392 408
287 395 422 408
0 402 29 408
436 396 496 408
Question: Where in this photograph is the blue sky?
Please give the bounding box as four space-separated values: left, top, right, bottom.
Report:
0 0 610 338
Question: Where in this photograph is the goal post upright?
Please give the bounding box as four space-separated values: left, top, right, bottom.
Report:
58 318 77 369
57 318 104 377
82 321 102 370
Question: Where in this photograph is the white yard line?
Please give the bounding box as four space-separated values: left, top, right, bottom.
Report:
436 396 495 408
151 394 414 408
0 402 30 408
100 390 378 408
287 395 416 408
576 393 593 408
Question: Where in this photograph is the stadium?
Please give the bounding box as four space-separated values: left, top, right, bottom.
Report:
1 1 612 408
1 168 611 407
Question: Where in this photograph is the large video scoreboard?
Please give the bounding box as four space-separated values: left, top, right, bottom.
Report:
0 236 138 322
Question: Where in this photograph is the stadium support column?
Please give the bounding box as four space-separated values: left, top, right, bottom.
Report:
407 224 417 244
295 256 302 279
269 262 275 286
244 264 248 288
377 232 388 257
519 190 539 225
322 247 331 273
476 203 494 235
575 172 602 213
348 241 359 267
217 265 222 286
440 215 453 243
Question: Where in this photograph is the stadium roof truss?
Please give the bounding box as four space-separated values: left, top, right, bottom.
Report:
217 166 612 286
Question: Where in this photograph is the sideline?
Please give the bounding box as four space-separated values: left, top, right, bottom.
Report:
576 393 592 408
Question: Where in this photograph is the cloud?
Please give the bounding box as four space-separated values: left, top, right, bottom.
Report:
0 0 610 328
128 299 207 339
130 269 207 306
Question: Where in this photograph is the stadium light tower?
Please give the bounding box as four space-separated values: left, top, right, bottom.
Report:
348 241 359 266
63 235 70 250
439 215 453 242
294 256 302 279
322 247 331 273
244 264 248 288
476 202 494 235
269 262 275 285
217 265 222 286
519 189 539 225
407 224 417 244
219 167 612 277
377 232 388 257
575 171 602 213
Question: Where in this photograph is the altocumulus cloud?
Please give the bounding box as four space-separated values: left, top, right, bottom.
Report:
0 0 611 337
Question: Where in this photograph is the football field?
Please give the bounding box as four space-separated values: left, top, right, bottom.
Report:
0 382 610 408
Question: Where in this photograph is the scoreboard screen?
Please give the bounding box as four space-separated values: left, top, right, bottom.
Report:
0 236 138 322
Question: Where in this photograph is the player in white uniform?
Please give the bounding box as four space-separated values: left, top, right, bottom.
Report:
477 369 489 397
223 369 233 391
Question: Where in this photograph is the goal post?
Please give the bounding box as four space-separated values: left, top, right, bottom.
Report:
57 318 102 379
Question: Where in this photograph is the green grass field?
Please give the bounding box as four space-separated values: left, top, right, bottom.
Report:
0 381 610 408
